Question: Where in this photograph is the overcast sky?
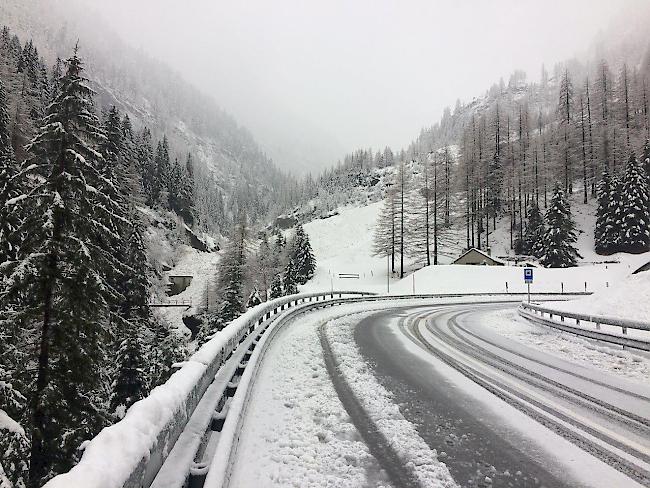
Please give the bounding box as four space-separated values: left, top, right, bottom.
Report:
86 0 643 173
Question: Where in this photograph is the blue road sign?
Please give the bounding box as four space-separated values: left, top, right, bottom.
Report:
524 268 533 284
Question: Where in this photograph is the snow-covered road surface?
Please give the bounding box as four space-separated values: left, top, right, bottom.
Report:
227 300 650 487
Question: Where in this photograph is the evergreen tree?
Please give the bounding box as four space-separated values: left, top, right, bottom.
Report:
155 137 171 207
269 273 283 299
521 202 545 258
138 128 156 206
215 221 247 327
149 320 187 386
643 139 650 186
541 183 582 268
110 326 146 419
283 258 298 295
595 167 618 254
0 300 29 488
109 221 153 411
246 289 262 308
1 50 125 485
291 224 316 285
167 155 195 224
274 231 286 252
101 106 122 183
619 153 650 253
0 79 20 265
610 172 624 249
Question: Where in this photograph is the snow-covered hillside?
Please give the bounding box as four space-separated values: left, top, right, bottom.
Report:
300 194 650 298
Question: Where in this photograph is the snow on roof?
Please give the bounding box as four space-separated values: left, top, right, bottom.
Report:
452 247 505 265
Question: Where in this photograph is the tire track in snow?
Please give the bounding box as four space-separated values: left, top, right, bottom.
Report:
318 322 424 488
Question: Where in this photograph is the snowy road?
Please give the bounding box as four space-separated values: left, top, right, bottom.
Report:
228 300 650 488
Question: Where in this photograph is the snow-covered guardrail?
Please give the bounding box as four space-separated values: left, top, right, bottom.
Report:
519 302 650 351
43 290 374 488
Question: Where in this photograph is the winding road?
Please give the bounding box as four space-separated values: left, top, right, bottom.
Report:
230 300 650 487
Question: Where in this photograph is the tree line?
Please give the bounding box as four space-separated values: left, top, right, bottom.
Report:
197 222 316 344
0 46 192 487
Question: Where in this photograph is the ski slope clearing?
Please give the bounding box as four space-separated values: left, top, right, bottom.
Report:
300 199 650 296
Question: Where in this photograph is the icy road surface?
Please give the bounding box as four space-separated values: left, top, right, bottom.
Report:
227 300 650 487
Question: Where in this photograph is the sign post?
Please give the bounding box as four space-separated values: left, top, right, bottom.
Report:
524 268 533 303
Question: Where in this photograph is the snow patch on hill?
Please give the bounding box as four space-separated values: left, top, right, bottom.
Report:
300 196 650 297
549 271 650 322
155 245 220 336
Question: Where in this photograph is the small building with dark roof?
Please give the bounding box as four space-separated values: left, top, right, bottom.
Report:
452 248 505 266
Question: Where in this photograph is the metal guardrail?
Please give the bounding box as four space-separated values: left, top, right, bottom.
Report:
44 290 374 488
45 291 594 488
519 302 650 351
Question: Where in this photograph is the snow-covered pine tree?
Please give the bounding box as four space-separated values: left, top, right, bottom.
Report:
0 290 29 488
119 114 146 207
283 258 298 295
271 230 287 277
101 106 122 183
541 183 582 268
2 50 127 485
180 153 195 224
609 172 624 250
246 289 262 308
138 128 156 206
215 221 247 326
291 224 315 285
0 79 20 266
643 139 650 186
619 152 650 253
154 136 171 208
109 220 154 411
167 155 195 224
149 318 187 385
595 167 618 254
522 202 545 258
270 273 283 299
274 231 286 252
110 326 146 419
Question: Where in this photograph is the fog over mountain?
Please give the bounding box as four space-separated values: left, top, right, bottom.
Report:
77 0 643 174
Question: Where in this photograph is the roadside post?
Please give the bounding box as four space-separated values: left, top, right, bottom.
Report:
387 254 390 294
524 268 533 303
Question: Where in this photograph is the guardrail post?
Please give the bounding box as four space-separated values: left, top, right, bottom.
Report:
576 319 580 326
560 315 564 322
189 462 209 488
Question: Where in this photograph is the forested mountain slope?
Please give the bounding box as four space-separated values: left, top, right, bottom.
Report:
306 11 650 272
0 0 305 234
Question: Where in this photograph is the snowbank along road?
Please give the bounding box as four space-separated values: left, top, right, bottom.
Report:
229 299 650 488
